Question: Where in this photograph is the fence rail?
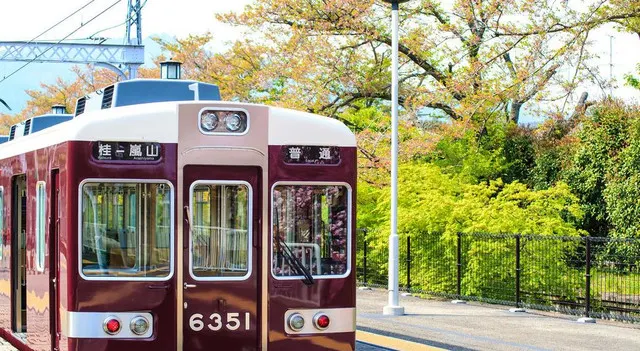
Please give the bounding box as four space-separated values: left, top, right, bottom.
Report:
356 229 640 323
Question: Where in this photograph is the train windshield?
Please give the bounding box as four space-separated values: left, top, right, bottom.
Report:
272 184 350 278
80 181 173 279
190 182 251 279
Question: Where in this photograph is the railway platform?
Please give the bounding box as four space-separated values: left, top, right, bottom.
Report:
355 287 640 350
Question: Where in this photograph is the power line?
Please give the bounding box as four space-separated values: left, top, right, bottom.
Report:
84 0 147 41
0 0 98 61
0 0 123 86
7 0 148 45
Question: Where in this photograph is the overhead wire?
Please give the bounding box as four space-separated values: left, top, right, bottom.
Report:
0 0 123 86
0 0 98 61
23 0 150 44
85 0 148 42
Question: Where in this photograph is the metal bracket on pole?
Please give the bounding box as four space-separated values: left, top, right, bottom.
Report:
93 62 128 80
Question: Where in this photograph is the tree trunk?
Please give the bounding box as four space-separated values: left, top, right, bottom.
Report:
510 101 524 124
570 92 590 121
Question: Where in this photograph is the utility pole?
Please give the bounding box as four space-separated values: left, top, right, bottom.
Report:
609 35 614 97
381 0 412 317
126 0 143 46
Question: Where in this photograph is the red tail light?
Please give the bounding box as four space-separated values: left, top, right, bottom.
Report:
313 313 330 330
103 317 121 335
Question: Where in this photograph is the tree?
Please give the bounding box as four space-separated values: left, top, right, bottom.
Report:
562 99 639 236
157 0 628 175
0 65 159 134
215 1 639 122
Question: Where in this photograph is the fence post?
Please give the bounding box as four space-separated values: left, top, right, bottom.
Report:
363 229 368 285
457 232 462 297
515 234 521 308
585 237 591 318
406 237 411 291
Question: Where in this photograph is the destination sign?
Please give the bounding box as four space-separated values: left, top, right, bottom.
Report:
282 145 340 165
93 141 162 162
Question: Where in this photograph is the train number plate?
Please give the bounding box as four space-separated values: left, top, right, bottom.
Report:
189 312 251 332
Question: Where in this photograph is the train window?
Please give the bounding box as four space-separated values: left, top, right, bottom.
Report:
0 186 3 261
189 182 251 280
36 182 46 272
272 183 351 279
80 181 174 280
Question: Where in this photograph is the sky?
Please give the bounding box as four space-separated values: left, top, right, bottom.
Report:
0 0 639 123
0 0 253 112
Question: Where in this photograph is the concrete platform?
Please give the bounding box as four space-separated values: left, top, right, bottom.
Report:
357 288 640 351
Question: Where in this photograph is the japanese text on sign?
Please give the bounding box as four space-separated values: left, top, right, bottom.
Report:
282 145 341 165
93 141 162 161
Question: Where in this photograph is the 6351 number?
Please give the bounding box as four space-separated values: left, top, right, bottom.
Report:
189 312 251 332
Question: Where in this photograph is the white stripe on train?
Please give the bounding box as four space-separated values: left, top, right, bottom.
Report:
0 102 356 160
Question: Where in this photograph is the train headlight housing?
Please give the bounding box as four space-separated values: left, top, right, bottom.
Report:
313 313 330 330
103 316 122 335
288 313 305 331
200 112 218 131
130 316 150 335
199 109 249 134
225 113 243 131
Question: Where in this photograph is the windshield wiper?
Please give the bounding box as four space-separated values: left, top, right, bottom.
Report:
275 235 314 286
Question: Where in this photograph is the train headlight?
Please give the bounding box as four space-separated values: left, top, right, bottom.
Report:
199 109 249 134
200 112 218 131
313 313 330 330
288 313 305 331
225 113 243 131
103 316 122 335
130 316 150 335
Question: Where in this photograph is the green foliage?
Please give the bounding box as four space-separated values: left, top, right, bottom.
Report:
339 101 389 133
426 122 537 186
562 100 634 235
625 71 640 90
358 162 585 297
604 114 640 239
501 124 536 184
428 128 506 183
529 148 566 190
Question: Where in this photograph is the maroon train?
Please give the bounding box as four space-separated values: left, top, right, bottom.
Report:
0 77 357 350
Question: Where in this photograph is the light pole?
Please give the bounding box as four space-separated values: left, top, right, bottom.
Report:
382 0 411 316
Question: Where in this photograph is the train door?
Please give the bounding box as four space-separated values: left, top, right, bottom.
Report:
49 170 60 351
182 165 260 351
11 175 27 333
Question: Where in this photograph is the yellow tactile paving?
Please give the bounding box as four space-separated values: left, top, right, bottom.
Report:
357 330 446 351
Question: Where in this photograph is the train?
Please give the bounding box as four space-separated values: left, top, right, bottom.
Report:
0 64 357 350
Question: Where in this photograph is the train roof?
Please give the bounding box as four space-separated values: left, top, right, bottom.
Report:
0 101 356 159
75 79 221 116
8 113 73 141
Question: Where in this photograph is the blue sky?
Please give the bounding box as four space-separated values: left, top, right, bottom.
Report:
0 0 252 112
0 0 638 124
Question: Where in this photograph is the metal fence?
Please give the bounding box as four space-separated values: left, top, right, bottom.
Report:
356 229 640 323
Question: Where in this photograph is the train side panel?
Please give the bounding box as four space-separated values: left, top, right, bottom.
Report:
0 142 69 351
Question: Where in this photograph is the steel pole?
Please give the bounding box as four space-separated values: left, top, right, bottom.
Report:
383 0 404 316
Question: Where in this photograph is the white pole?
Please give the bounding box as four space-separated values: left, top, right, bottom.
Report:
383 0 404 316
609 35 613 97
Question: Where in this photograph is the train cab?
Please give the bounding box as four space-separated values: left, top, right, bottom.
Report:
0 73 356 351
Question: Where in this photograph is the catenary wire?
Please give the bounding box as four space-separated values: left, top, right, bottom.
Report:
0 0 123 86
0 0 98 61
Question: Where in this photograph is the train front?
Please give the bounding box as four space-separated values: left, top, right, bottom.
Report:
64 79 356 351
